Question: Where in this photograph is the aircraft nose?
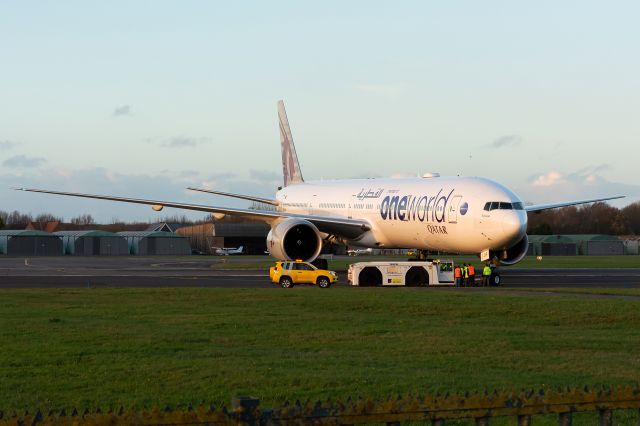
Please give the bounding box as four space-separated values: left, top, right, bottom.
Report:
502 210 527 240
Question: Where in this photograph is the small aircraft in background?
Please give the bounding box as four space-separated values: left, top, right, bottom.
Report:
213 245 245 255
347 247 373 256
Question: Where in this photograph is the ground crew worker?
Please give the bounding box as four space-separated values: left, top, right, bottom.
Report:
462 264 469 287
468 264 475 286
454 264 462 287
482 263 492 286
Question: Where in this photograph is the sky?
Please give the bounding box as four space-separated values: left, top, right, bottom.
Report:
1 1 639 222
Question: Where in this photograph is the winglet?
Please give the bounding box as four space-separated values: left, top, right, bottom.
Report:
278 100 304 187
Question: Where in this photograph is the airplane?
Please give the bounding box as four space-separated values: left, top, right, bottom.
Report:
15 100 624 266
347 248 373 256
213 245 244 256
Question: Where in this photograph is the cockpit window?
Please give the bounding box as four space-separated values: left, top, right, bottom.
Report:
484 201 524 211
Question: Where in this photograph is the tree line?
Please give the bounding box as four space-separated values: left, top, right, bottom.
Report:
527 201 640 235
0 210 210 230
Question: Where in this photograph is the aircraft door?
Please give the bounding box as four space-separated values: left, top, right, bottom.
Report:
310 195 316 215
448 195 463 224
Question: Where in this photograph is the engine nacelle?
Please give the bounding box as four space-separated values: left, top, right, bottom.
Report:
267 218 323 262
490 234 529 266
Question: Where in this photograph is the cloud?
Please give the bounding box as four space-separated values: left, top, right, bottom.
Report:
520 168 639 207
3 155 46 168
575 163 612 176
490 135 522 149
206 172 237 180
147 136 211 148
0 140 20 151
2 166 283 222
354 84 403 97
531 171 566 187
112 105 132 117
179 169 200 178
250 169 280 182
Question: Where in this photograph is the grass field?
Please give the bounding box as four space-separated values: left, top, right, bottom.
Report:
2 287 640 416
210 255 640 270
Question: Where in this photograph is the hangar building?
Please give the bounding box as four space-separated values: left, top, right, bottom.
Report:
55 231 129 256
117 231 191 255
622 236 640 255
176 222 269 254
0 230 63 256
527 235 624 256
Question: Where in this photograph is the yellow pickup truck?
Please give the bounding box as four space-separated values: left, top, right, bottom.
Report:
269 260 338 288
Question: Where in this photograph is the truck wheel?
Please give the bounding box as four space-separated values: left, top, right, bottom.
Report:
405 266 429 287
358 267 382 286
317 276 331 288
491 273 501 286
279 276 294 288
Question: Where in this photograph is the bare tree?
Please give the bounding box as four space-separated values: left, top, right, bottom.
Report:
70 214 96 225
34 212 63 223
528 203 635 235
155 214 194 224
6 210 33 226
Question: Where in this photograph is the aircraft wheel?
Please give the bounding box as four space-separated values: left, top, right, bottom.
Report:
279 277 294 288
491 273 501 286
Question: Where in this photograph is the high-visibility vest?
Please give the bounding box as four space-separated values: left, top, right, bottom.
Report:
468 265 475 275
462 266 469 278
454 267 461 278
483 265 492 276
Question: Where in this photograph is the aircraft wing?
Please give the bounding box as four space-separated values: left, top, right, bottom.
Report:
525 195 625 213
186 187 278 206
14 187 371 239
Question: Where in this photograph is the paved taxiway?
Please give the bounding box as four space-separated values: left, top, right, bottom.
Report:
1 257 640 288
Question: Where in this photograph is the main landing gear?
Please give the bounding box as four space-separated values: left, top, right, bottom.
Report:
415 249 430 261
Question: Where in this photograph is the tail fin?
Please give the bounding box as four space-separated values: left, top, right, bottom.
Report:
277 100 304 186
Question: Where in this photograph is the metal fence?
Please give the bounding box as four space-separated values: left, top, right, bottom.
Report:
1 385 639 425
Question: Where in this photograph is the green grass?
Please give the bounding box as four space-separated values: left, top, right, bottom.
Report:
514 287 640 297
2 288 640 414
502 255 640 269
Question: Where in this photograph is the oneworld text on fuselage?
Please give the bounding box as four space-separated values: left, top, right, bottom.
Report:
379 189 455 223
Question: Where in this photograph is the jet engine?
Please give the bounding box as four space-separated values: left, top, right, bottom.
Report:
266 218 323 262
490 234 529 266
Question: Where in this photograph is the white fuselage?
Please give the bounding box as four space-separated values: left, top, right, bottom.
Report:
276 176 528 254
